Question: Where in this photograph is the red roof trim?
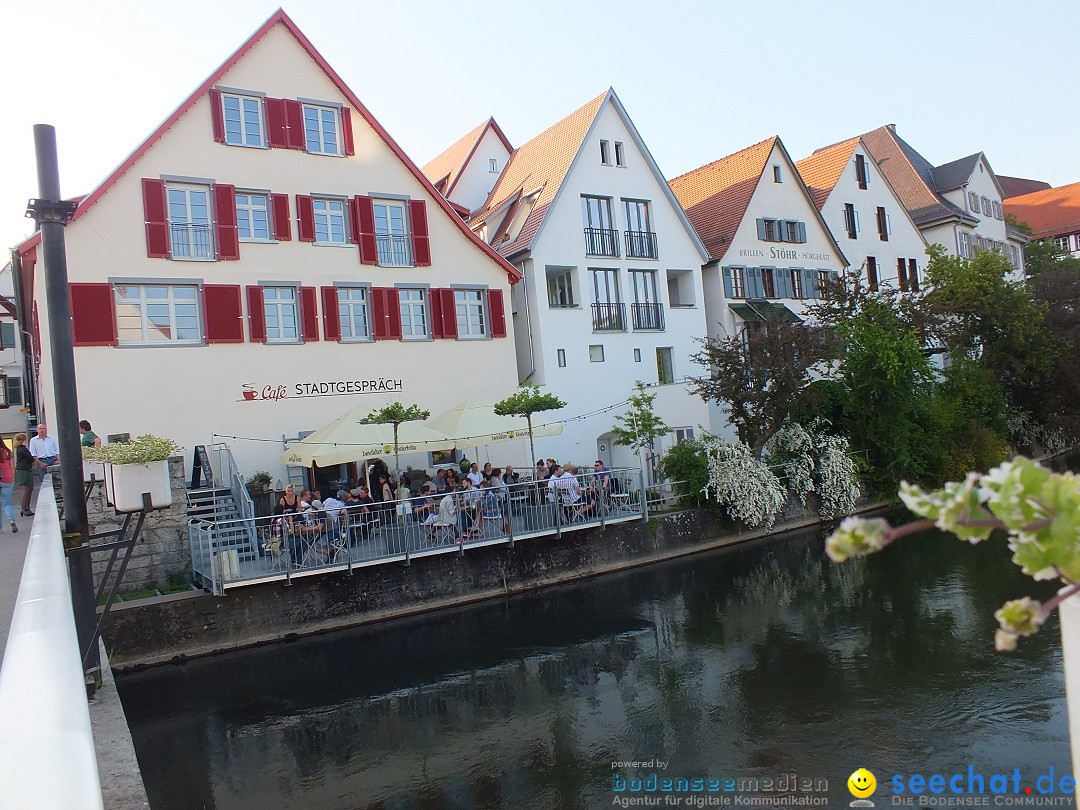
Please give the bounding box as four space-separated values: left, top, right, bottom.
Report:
15 9 520 285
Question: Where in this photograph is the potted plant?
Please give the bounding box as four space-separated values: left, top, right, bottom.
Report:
247 470 272 495
83 434 181 512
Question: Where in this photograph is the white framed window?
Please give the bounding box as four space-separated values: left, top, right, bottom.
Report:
337 287 371 341
656 347 675 384
634 348 641 362
222 93 264 147
557 349 566 368
589 344 605 362
488 158 499 173
314 198 347 244
547 268 576 308
600 140 611 165
992 200 1002 220
263 287 300 343
455 289 487 338
969 192 980 213
981 196 992 215
167 184 214 260
959 231 971 258
236 193 271 241
115 284 201 346
675 427 695 444
303 104 340 155
773 165 782 183
591 268 621 305
399 288 428 339
630 270 659 305
374 200 412 266
1057 236 1071 252
614 141 625 167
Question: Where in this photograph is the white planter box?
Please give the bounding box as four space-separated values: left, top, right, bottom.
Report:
104 460 172 512
83 461 107 484
1059 592 1080 777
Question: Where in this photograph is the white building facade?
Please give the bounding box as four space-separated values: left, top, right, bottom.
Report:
429 90 713 470
15 12 521 487
797 137 928 294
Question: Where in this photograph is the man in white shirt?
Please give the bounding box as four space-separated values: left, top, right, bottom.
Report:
466 462 484 488
322 490 346 521
29 423 60 481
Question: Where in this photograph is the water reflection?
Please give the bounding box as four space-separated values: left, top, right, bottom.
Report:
117 517 1069 809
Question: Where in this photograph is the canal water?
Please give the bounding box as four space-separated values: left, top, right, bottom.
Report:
117 516 1070 809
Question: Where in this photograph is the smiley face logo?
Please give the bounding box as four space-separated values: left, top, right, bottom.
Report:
847 768 876 798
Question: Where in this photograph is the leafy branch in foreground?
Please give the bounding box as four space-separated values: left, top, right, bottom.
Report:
825 457 1080 651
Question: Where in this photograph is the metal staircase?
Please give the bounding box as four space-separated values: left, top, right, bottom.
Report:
186 444 258 593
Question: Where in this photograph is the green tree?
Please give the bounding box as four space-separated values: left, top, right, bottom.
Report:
612 381 671 480
361 402 431 475
1029 262 1080 443
493 384 566 472
690 315 833 458
658 439 710 509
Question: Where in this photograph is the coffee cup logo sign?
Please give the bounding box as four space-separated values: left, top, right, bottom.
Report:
240 378 405 403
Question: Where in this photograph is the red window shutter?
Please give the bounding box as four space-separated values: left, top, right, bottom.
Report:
488 289 507 338
897 258 909 292
141 178 169 259
209 89 225 143
213 184 240 260
388 290 403 338
271 194 291 241
321 286 341 341
372 287 402 340
246 286 266 343
430 288 445 339
203 284 244 343
299 286 319 342
341 107 355 156
265 97 288 148
284 100 306 150
440 289 458 339
355 196 377 263
410 200 431 266
31 302 41 359
296 195 316 242
69 283 117 347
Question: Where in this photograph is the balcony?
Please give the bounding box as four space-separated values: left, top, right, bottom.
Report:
591 302 626 332
169 223 214 260
631 302 665 331
376 234 413 267
625 230 658 259
583 228 620 258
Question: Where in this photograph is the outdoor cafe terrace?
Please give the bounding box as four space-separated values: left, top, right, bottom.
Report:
190 469 650 595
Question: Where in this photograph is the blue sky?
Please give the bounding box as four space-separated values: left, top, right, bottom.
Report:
2 0 1076 251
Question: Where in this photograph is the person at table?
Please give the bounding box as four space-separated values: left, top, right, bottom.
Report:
79 420 101 448
445 468 459 490
481 462 494 483
322 490 346 522
433 469 448 493
502 466 520 486
466 462 483 488
413 482 440 524
479 479 502 525
490 468 509 500
555 466 593 517
535 461 549 481
459 479 481 536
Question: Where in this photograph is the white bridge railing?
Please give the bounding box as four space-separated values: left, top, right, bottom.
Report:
0 478 104 809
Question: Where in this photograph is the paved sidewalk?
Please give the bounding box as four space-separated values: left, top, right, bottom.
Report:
0 504 36 669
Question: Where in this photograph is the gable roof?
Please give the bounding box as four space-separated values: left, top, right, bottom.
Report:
858 125 974 228
668 137 777 260
469 91 608 257
932 153 981 192
421 118 513 201
1000 175 1053 200
15 9 520 284
794 137 860 210
1004 181 1080 238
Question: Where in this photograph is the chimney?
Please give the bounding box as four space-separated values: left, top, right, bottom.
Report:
886 123 897 133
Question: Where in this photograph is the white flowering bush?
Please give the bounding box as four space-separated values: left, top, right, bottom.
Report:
702 437 786 528
825 456 1080 651
1008 407 1068 456
767 420 861 518
83 434 181 465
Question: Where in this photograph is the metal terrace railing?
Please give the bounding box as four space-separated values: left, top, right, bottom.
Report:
189 469 647 595
583 227 620 257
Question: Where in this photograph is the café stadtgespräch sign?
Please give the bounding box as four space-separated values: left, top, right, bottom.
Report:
241 378 405 402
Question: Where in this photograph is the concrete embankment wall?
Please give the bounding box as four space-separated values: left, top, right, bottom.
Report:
102 501 883 670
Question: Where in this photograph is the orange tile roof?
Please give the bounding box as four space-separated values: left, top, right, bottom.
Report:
470 91 608 256
794 137 859 210
1004 181 1080 238
859 125 967 226
421 118 512 200
667 137 778 261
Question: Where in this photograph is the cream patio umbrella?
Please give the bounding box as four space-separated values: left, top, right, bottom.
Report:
425 398 563 459
280 404 451 468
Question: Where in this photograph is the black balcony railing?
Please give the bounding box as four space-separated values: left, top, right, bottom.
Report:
625 230 658 259
583 227 620 257
169 223 213 259
377 234 413 266
591 302 626 331
631 302 665 331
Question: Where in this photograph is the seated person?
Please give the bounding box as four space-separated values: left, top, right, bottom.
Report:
459 479 482 536
480 480 502 523
555 467 593 518
414 483 440 524
433 469 448 493
466 462 484 488
502 466 520 486
482 462 494 482
490 468 510 502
